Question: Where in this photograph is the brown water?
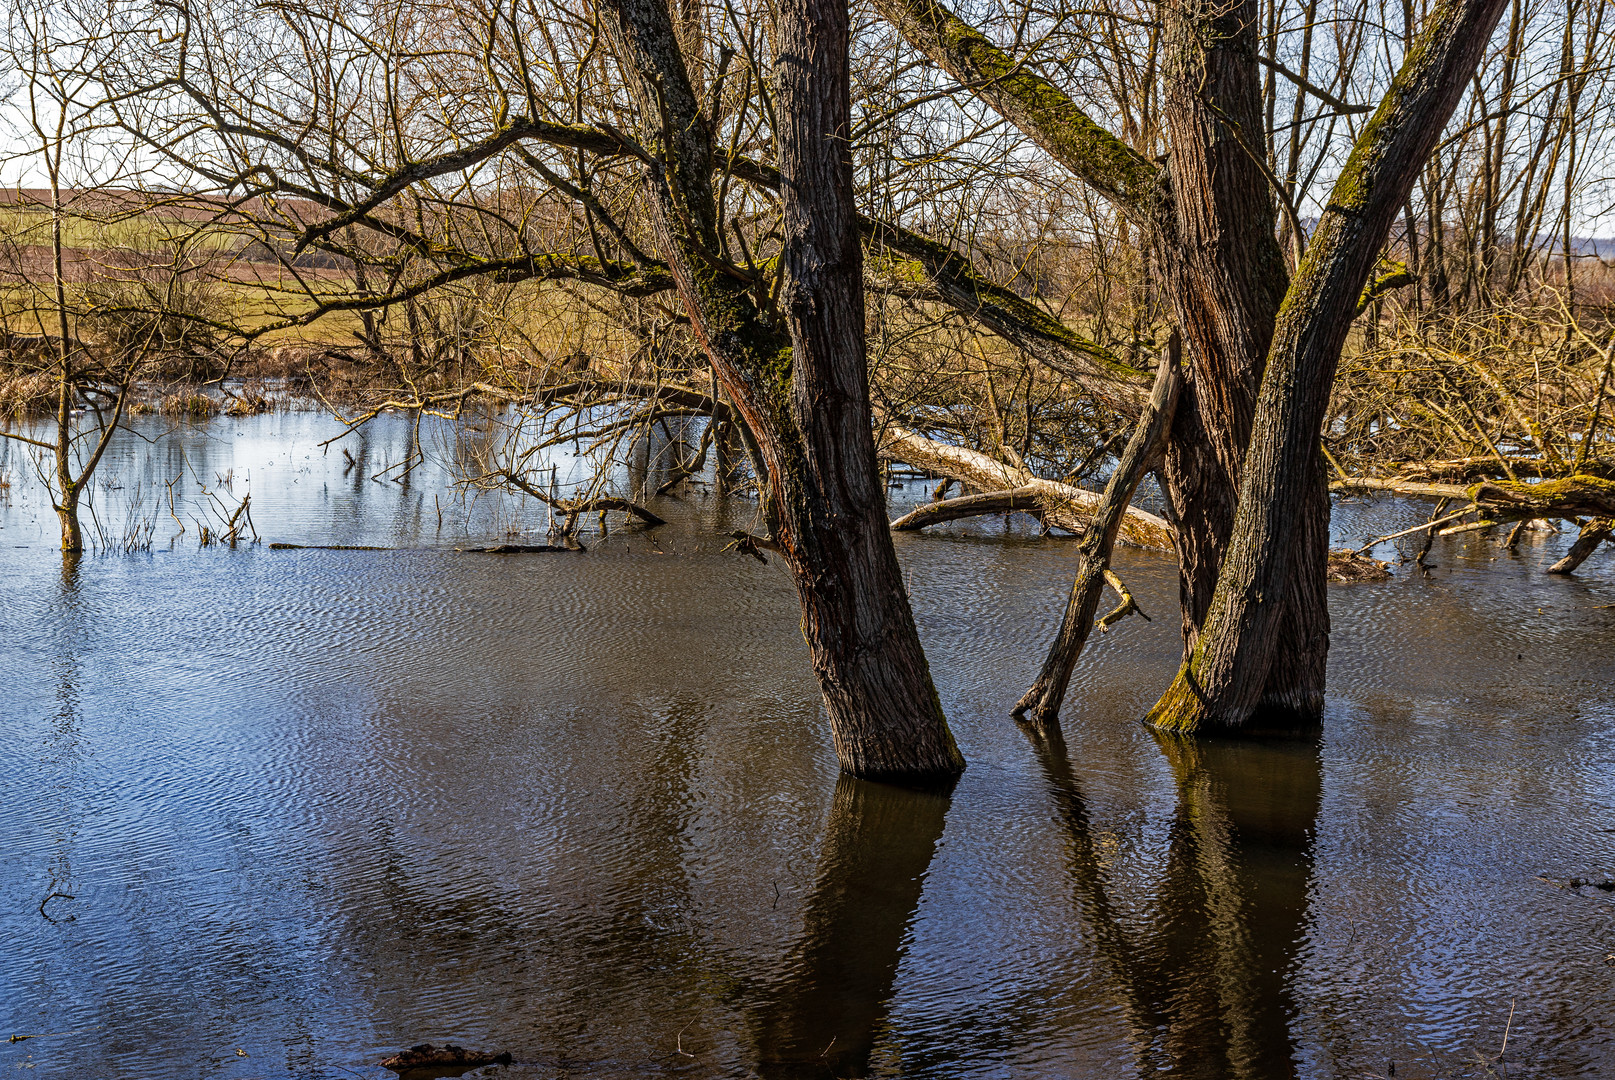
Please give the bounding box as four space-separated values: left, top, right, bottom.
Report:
2 413 1614 1079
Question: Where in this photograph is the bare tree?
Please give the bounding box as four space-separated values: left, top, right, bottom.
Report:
0 0 153 554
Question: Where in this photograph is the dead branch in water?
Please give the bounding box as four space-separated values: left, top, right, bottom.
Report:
1548 518 1614 575
879 424 1174 551
1012 344 1180 729
889 486 1047 530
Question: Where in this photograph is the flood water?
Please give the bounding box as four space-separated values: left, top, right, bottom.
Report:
2 412 1615 1079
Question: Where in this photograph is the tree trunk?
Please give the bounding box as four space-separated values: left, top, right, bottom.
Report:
600 0 962 781
55 375 84 554
773 0 963 780
57 491 83 553
1153 0 1328 723
51 163 84 556
1147 0 1514 733
870 0 1328 726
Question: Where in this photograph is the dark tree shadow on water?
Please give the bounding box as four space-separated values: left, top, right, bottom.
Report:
1031 725 1321 1080
748 775 952 1079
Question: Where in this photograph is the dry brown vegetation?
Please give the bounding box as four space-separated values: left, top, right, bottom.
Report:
4 0 1613 571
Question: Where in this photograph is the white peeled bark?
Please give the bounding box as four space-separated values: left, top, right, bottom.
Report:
878 424 1175 551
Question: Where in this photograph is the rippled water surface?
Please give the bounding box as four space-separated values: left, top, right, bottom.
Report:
3 413 1615 1079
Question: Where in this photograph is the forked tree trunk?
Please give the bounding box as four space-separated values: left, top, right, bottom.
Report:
1153 0 1329 725
52 171 85 556
870 0 1328 725
601 0 962 780
1147 0 1513 732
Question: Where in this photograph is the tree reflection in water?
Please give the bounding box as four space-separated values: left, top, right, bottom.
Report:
748 731 1318 1079
751 775 952 1078
1033 726 1321 1079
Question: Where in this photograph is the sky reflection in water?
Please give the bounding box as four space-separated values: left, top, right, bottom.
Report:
2 412 1614 1079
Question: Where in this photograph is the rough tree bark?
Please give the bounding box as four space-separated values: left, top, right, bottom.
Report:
773 0 964 779
1152 0 1330 721
875 0 1512 733
599 0 963 780
1146 0 1514 732
870 0 1326 719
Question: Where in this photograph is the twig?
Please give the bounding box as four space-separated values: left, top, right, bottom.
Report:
675 1021 695 1058
1354 506 1476 553
38 892 74 922
1097 569 1151 630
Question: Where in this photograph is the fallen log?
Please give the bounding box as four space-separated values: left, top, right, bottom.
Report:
1333 473 1615 519
458 543 575 553
1468 475 1615 518
1330 477 1470 501
1548 518 1613 575
879 424 1174 550
889 486 1047 530
380 1043 512 1079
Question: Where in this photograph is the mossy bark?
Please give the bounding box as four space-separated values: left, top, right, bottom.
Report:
1152 0 1329 724
1147 0 1514 732
876 0 1510 734
873 0 1328 722
867 0 1160 219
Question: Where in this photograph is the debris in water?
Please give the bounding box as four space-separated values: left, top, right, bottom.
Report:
1327 550 1392 582
458 543 571 553
380 1043 512 1079
1537 874 1615 891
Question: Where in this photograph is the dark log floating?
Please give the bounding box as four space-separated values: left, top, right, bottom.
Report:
380 1043 512 1078
457 543 576 553
268 543 584 553
268 542 392 550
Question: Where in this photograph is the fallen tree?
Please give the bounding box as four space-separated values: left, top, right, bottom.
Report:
1332 474 1615 519
878 424 1176 550
1332 474 1615 574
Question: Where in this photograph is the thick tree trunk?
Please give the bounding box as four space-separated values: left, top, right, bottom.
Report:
601 0 962 780
870 0 1336 731
1154 0 1328 722
1148 0 1514 732
773 0 963 780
